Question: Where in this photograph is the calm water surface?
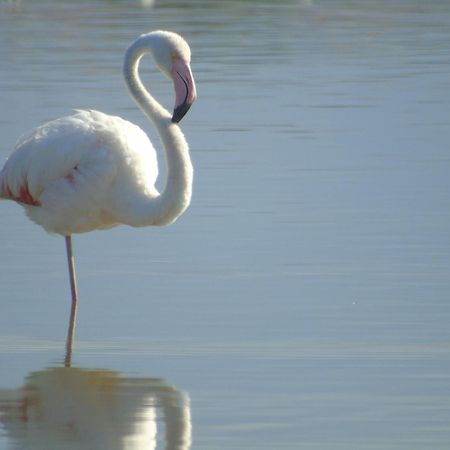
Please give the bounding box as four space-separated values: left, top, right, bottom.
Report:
1 1 450 449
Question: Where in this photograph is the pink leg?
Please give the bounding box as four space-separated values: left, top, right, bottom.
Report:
64 235 78 367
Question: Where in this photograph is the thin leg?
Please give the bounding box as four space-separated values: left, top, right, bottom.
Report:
64 235 78 367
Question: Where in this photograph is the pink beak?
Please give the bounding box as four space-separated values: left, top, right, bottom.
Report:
170 58 197 123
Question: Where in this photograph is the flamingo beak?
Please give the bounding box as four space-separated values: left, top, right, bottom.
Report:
171 58 197 123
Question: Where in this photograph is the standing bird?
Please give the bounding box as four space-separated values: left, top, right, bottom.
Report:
0 31 197 336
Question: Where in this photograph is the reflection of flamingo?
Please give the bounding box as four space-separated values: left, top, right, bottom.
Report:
0 31 197 328
0 367 192 450
0 279 192 450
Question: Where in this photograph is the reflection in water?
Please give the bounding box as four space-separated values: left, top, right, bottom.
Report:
0 242 191 449
0 367 191 450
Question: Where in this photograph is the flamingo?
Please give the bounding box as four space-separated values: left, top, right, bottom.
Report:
0 30 197 335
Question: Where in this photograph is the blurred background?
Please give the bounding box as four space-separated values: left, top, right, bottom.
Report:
0 1 450 449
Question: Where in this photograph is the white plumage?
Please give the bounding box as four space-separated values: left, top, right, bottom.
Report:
0 30 197 314
2 110 159 234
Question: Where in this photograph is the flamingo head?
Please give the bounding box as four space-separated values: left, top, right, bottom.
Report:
149 31 197 123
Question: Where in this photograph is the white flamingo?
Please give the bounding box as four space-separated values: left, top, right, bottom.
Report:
0 30 197 329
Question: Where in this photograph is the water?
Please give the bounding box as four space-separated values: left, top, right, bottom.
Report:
1 0 450 448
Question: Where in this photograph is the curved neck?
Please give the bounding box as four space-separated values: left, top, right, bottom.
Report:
124 37 170 125
123 36 193 226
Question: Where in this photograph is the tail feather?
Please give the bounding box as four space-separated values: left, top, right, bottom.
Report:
0 168 6 199
0 168 14 201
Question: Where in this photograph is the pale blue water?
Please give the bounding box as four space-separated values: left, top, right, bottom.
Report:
1 1 450 449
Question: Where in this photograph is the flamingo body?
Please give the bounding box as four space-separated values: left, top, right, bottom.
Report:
1 109 159 235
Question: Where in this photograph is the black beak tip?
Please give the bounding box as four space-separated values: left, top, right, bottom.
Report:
172 102 192 123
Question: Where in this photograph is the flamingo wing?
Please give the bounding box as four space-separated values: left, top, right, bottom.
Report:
1 110 158 235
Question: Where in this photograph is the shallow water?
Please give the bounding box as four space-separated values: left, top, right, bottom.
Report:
1 1 450 449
